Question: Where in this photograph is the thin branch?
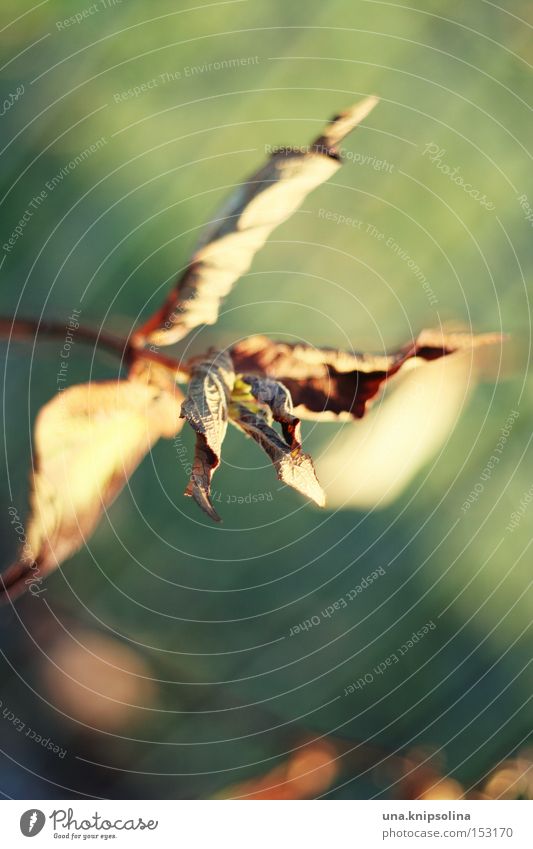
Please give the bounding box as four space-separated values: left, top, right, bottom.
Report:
136 346 190 380
0 315 189 379
0 315 128 357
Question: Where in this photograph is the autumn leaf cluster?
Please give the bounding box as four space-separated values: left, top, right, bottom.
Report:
0 96 500 601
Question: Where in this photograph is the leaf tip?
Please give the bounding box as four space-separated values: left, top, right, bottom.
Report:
307 480 327 509
316 95 380 152
315 490 327 509
345 94 380 123
185 482 222 523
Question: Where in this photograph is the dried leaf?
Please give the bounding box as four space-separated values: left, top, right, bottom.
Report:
316 353 476 509
230 402 325 508
136 97 379 346
181 350 235 521
0 374 183 602
231 329 503 421
242 374 301 448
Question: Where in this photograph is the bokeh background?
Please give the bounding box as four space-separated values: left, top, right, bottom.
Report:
0 0 531 800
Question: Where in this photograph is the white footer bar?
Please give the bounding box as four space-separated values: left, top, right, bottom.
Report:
2 799 531 848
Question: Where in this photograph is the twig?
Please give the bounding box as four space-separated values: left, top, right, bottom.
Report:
0 315 189 379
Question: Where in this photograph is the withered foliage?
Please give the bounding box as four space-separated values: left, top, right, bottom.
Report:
1 369 183 600
0 97 502 600
230 329 501 420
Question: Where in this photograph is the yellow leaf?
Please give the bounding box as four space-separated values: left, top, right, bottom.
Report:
135 97 379 346
0 376 183 602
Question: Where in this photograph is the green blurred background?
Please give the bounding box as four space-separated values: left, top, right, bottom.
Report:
0 0 531 799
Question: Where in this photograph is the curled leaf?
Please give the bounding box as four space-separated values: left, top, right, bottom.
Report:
231 329 503 421
0 373 184 602
316 353 478 509
135 96 379 346
242 374 301 448
181 350 235 521
230 401 325 509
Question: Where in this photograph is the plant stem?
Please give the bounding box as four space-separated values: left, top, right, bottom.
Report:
0 315 189 379
0 315 127 355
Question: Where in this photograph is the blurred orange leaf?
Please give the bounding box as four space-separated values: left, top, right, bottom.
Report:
220 741 339 800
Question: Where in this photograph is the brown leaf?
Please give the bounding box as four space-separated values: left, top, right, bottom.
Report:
181 349 235 521
135 97 379 347
0 372 183 602
242 374 302 448
230 402 325 508
316 353 478 509
231 329 503 421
